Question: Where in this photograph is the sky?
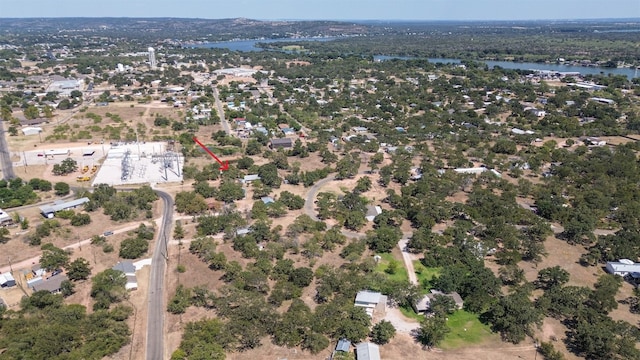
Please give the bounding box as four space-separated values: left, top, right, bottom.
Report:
1 0 639 21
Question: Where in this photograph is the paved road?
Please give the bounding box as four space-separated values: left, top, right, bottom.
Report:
212 88 230 135
0 121 15 180
303 175 336 222
146 189 173 360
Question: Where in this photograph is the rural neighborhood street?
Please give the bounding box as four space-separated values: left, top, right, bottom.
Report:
145 189 173 360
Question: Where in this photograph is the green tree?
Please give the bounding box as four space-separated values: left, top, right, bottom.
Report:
90 269 128 310
0 227 10 244
54 182 70 195
67 257 91 281
485 288 542 344
24 105 39 119
60 279 75 297
39 243 70 271
370 320 396 345
52 158 78 176
119 238 148 259
175 191 208 215
216 181 244 203
257 163 281 188
289 267 314 288
536 266 570 290
174 222 185 240
171 319 226 360
70 213 91 226
168 285 192 314
415 315 450 348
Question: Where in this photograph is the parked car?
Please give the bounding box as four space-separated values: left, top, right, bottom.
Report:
51 269 62 276
103 231 114 236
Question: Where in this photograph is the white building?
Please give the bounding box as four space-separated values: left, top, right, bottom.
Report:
606 260 640 277
354 290 386 318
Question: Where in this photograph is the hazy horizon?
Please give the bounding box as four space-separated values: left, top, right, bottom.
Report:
1 0 639 21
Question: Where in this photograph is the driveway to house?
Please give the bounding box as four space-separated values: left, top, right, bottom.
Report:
383 306 420 333
399 238 419 286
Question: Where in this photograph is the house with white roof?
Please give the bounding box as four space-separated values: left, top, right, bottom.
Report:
355 342 381 360
354 290 387 318
606 259 640 277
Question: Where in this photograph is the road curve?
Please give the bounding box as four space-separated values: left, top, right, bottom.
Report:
303 175 336 222
146 189 174 360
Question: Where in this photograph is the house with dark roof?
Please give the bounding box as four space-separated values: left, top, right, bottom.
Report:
112 261 138 290
414 290 464 314
30 274 68 293
270 138 293 149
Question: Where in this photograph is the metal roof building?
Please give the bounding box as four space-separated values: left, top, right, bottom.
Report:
355 342 380 360
39 197 90 218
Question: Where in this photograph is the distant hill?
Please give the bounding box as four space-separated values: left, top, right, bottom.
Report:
0 17 376 41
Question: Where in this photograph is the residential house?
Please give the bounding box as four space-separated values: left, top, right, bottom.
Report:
241 174 261 184
590 97 615 105
355 342 381 360
30 274 68 293
352 126 368 133
270 138 293 149
354 290 386 318
606 260 640 277
261 196 275 205
365 205 382 222
414 290 464 314
236 228 252 236
112 261 138 290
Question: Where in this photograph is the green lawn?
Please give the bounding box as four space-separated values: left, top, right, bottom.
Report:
440 310 494 349
374 253 409 283
413 261 441 292
399 305 424 321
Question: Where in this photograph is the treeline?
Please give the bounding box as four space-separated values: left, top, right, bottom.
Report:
0 292 131 359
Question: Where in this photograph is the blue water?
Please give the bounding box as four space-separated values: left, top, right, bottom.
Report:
190 37 337 52
190 38 638 79
374 55 638 79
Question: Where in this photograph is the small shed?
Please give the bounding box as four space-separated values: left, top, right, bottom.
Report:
261 196 275 205
0 273 16 288
335 338 351 353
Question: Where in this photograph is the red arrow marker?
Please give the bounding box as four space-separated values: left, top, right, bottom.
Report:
193 137 229 171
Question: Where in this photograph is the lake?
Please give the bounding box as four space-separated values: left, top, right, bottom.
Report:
190 38 638 79
190 37 337 52
374 55 638 79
